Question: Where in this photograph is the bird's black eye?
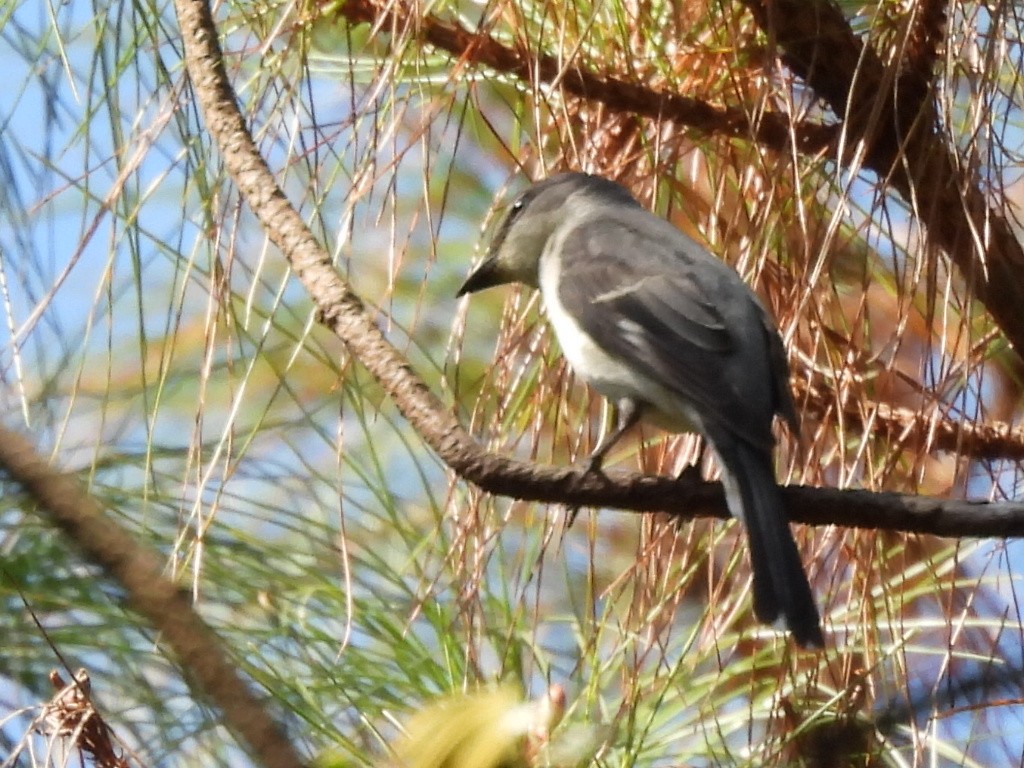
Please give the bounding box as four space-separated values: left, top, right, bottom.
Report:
509 197 526 217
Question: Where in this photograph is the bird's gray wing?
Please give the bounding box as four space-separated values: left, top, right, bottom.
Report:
556 215 781 449
556 212 820 645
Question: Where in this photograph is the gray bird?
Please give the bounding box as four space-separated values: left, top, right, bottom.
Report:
457 172 822 648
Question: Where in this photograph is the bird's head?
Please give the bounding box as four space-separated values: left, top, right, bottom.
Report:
456 172 638 296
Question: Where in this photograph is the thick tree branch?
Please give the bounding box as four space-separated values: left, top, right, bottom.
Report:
740 0 1024 355
0 426 306 768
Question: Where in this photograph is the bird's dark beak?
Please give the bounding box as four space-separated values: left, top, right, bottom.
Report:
456 256 505 297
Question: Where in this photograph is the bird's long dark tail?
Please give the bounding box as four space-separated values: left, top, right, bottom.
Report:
714 435 823 648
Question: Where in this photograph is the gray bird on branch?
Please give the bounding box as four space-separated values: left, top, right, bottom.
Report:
458 172 823 648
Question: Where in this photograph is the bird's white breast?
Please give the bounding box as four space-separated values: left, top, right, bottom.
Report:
539 244 630 394
538 240 699 434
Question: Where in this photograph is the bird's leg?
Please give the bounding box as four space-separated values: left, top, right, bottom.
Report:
586 398 643 474
565 399 642 529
